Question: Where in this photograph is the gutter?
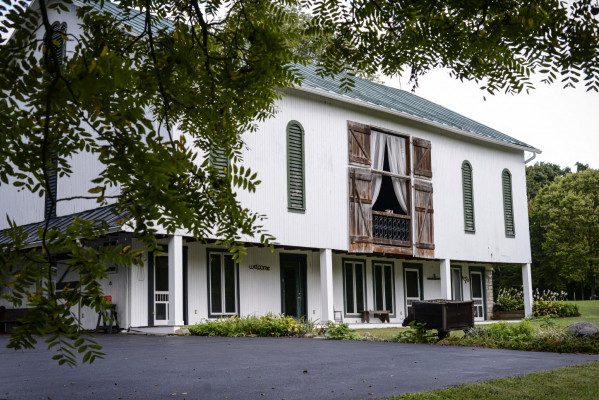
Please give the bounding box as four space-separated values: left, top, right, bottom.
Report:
288 86 543 155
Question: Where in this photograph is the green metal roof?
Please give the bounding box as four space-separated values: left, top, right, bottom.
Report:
293 64 539 152
85 2 537 152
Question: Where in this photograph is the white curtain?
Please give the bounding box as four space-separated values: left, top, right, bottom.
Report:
386 135 408 214
371 130 387 204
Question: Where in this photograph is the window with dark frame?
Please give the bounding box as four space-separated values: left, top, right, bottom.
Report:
373 262 394 313
343 260 366 315
208 251 238 316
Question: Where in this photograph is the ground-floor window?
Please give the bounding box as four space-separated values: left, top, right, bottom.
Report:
343 260 366 316
208 251 238 317
403 264 423 316
451 267 463 301
373 262 394 314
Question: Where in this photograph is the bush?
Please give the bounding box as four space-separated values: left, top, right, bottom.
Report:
324 321 360 340
446 320 599 354
494 288 524 312
188 313 315 337
533 301 580 317
395 321 437 344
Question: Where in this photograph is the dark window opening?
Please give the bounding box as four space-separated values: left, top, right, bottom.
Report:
373 144 405 215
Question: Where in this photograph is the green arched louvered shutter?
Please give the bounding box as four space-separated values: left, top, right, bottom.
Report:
462 161 475 233
287 121 305 212
502 169 515 237
210 147 229 177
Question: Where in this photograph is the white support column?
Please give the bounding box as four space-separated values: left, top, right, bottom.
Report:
320 249 334 323
522 263 533 318
168 235 184 326
440 259 451 300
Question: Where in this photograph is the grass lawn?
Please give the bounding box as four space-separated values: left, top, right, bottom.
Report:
355 300 599 340
386 361 599 400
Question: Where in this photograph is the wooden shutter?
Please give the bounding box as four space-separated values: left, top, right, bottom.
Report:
462 161 475 233
287 121 305 211
414 181 435 258
348 121 371 166
413 138 432 178
348 167 373 253
502 169 515 237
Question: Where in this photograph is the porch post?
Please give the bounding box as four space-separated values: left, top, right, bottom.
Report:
168 235 184 326
522 263 533 318
320 249 334 322
440 259 451 300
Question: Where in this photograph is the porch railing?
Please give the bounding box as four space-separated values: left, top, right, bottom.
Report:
372 211 411 246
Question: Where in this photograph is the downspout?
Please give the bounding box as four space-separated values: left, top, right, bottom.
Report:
525 151 538 164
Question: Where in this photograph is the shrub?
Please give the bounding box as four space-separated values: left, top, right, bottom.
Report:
494 288 524 312
188 313 315 337
533 301 580 317
395 321 437 344
324 321 360 340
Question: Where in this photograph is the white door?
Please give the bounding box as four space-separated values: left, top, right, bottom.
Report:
154 255 169 325
470 271 485 321
404 268 421 316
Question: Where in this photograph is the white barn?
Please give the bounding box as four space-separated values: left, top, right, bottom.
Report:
0 1 540 333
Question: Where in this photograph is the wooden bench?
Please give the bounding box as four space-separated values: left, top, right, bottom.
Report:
360 310 391 323
0 306 30 334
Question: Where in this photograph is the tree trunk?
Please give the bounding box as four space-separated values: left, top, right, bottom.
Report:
581 282 585 301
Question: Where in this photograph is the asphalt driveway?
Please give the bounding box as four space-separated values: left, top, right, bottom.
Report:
1 335 597 400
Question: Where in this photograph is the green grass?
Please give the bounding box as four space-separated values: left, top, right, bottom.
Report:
386 361 599 400
529 300 599 328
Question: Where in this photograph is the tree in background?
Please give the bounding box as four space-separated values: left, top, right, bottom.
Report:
1 0 598 364
530 169 599 300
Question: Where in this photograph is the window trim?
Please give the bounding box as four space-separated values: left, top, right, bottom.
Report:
461 160 475 233
501 168 515 238
450 266 463 301
207 249 239 318
402 263 424 317
342 258 367 317
372 261 396 316
286 120 306 213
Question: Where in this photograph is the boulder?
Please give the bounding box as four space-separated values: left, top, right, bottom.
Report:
175 328 190 336
567 322 599 338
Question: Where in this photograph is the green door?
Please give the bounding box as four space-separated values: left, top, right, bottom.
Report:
280 254 307 318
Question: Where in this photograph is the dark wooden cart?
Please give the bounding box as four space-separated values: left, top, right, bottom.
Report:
403 300 474 339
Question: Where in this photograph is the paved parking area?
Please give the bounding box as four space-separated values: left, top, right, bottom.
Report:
1 335 597 399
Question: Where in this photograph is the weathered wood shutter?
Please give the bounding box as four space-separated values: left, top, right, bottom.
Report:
348 121 373 253
287 121 305 211
462 161 475 233
502 169 515 237
349 168 373 252
412 137 434 257
413 138 432 178
348 122 371 166
414 181 434 257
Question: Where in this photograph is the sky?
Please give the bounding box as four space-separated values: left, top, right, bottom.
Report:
382 70 599 170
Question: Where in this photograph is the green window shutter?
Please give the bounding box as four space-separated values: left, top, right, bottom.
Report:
210 147 229 177
461 161 475 233
502 169 515 237
287 121 305 212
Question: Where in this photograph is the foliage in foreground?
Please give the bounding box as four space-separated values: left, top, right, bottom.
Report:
389 361 599 400
188 314 316 337
443 320 599 354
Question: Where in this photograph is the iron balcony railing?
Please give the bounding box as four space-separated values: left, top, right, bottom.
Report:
372 211 411 246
